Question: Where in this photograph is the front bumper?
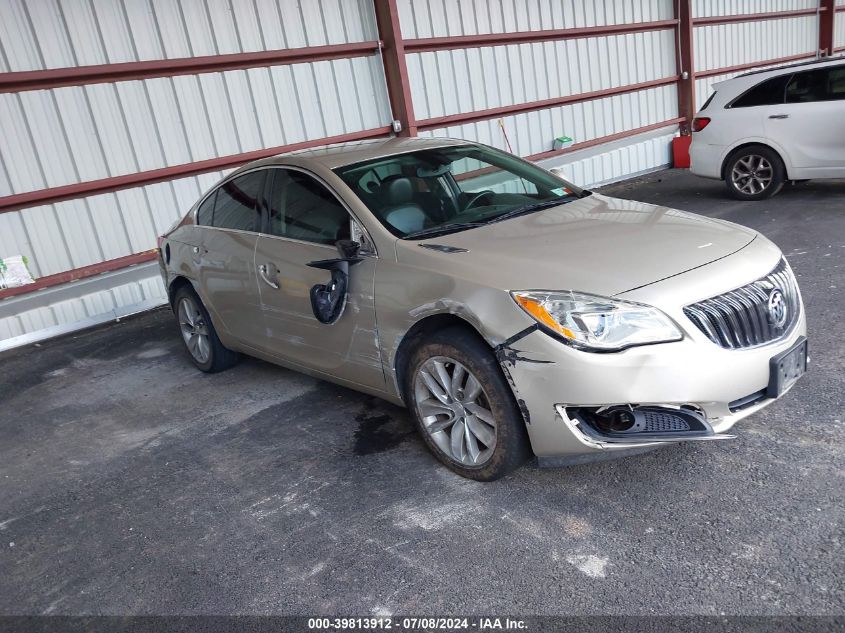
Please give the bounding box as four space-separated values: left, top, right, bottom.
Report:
505 320 806 462
500 251 807 463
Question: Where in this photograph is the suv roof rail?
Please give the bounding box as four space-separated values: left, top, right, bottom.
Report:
736 54 845 78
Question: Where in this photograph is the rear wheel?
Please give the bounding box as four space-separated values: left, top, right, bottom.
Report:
724 145 785 201
173 286 239 373
406 327 531 481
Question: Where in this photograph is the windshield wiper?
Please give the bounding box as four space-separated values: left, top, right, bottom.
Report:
487 198 573 225
403 221 488 240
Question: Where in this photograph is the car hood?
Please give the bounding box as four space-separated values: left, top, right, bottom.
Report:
396 193 757 296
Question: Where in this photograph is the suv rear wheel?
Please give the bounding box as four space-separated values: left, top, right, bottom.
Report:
725 145 785 201
405 326 531 481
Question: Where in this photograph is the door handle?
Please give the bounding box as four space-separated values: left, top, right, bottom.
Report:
258 263 280 289
768 114 789 119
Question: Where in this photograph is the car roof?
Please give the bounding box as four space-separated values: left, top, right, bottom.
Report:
713 55 845 91
232 136 474 176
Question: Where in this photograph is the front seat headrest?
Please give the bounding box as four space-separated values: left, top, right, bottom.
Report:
385 177 414 204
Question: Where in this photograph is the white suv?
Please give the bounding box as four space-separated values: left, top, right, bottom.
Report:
690 57 845 200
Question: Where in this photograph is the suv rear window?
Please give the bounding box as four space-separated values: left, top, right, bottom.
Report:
729 75 790 108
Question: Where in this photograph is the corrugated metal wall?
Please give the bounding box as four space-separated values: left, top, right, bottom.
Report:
0 0 835 348
836 2 845 50
0 0 392 349
396 0 673 36
692 0 820 109
405 0 679 166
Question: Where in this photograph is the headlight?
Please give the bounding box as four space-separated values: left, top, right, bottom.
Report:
511 290 683 352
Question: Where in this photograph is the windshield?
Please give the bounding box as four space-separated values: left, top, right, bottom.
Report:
333 144 585 239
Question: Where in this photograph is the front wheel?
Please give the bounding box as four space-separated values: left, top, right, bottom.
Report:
725 146 785 201
406 327 531 481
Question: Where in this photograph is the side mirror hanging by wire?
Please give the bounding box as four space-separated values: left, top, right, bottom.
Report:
306 240 363 325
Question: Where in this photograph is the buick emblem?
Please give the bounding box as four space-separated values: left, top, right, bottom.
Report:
767 288 787 329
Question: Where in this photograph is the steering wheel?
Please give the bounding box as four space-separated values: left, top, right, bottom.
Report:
463 190 495 211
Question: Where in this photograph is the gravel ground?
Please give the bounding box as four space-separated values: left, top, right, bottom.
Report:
0 169 842 616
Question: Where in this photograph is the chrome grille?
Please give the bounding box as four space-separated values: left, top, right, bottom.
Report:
683 258 800 349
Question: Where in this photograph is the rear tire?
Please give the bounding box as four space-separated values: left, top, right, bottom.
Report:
173 285 239 373
405 326 532 481
724 145 785 201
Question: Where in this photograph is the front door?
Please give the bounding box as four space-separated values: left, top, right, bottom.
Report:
763 65 845 177
254 167 385 391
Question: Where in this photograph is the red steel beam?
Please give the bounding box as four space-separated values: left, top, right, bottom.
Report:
820 0 836 56
692 8 822 26
528 118 685 162
0 251 158 301
404 19 679 53
373 0 417 136
676 0 696 133
416 76 679 131
695 53 817 78
0 126 393 215
0 41 381 94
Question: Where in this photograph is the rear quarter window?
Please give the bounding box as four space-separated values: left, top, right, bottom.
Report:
196 191 216 226
729 74 790 108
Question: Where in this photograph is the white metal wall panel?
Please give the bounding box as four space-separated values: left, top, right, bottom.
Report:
693 17 818 73
0 170 227 279
0 55 391 197
407 30 677 121
836 10 845 49
396 0 673 39
0 0 379 72
418 84 678 159
692 0 817 18
0 264 167 351
540 131 676 188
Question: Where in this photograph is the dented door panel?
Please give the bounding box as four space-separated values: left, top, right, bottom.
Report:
254 235 386 391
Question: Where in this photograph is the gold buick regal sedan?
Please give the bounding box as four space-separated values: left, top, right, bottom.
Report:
159 137 807 480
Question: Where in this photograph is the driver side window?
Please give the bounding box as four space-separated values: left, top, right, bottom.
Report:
266 169 351 245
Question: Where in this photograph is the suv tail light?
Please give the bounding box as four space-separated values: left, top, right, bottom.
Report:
691 117 711 132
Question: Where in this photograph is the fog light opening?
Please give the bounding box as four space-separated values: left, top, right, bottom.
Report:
569 405 713 441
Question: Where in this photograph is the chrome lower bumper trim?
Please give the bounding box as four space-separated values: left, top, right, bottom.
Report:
554 404 736 450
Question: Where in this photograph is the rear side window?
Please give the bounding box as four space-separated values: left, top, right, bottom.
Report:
211 171 264 232
730 75 790 108
786 66 845 103
196 191 216 226
266 169 350 245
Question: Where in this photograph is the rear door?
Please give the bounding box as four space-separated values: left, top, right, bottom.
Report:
254 167 385 390
763 65 845 177
196 170 266 349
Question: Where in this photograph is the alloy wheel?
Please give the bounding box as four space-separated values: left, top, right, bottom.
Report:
178 296 211 364
413 356 497 466
731 154 773 195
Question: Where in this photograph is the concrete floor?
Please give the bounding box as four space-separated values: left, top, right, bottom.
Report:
0 170 842 616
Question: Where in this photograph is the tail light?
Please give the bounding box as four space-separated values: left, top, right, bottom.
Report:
691 117 711 132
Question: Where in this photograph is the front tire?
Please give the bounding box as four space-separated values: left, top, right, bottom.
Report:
405 327 531 481
724 145 785 201
173 286 239 373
